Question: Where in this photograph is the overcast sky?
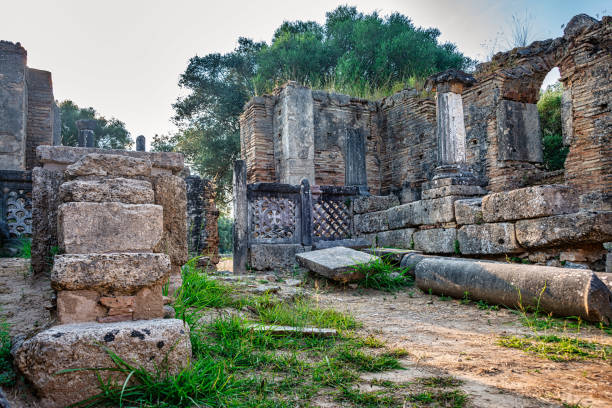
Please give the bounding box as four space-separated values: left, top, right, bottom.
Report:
2 0 608 145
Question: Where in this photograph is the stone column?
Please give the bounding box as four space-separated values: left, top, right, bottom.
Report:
233 160 248 273
136 135 146 151
75 119 96 148
426 70 476 181
275 82 315 185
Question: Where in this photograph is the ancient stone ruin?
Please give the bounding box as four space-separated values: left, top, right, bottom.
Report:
0 41 60 246
237 15 611 272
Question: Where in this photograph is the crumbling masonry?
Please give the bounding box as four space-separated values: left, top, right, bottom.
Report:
238 15 612 271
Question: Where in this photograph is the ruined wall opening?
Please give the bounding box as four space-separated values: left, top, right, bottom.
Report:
537 67 568 173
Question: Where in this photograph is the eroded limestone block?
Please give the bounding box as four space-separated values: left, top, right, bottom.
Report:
296 246 379 282
457 223 520 255
51 253 171 293
387 196 461 229
353 195 399 214
59 178 154 204
454 198 483 225
64 153 151 179
413 228 456 254
56 290 104 324
354 210 388 234
133 284 164 320
421 185 486 200
482 185 579 222
364 228 415 249
32 167 63 274
152 174 188 266
58 202 163 253
249 244 306 271
515 211 612 248
15 319 191 408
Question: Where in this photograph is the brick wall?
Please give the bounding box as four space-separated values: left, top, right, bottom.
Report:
378 90 436 198
239 95 276 183
26 68 56 170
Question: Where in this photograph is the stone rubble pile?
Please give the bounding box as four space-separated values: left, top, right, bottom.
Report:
15 153 191 408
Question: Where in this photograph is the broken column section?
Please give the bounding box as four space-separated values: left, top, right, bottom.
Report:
16 153 191 408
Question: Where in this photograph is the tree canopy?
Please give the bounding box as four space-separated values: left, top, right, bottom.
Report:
59 100 133 150
159 6 473 207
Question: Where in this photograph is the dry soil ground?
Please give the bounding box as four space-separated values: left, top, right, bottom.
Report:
218 258 612 408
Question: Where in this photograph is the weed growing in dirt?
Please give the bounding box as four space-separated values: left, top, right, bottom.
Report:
0 319 15 386
476 299 499 311
498 334 611 362
17 238 31 259
409 389 468 407
351 256 413 292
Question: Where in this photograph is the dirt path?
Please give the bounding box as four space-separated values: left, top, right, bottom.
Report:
313 284 612 408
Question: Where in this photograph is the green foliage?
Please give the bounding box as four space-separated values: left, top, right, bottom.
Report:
254 300 359 330
537 83 568 171
168 6 473 205
17 237 31 258
351 256 414 292
453 239 461 255
0 320 15 386
59 100 133 149
218 216 233 254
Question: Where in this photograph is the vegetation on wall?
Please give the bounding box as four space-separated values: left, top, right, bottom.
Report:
154 6 474 205
537 83 568 171
59 100 133 150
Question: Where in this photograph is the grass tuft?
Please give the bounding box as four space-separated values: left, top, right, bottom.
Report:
0 319 15 386
351 256 413 292
498 334 611 362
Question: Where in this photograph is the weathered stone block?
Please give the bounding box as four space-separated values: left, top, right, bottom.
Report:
56 290 105 324
32 167 63 274
249 244 306 271
64 153 152 179
354 210 388 234
482 185 579 222
387 196 460 229
59 178 154 204
51 253 171 294
421 184 486 200
457 223 520 255
37 145 184 174
133 284 164 320
496 99 542 163
312 238 370 250
454 198 483 225
152 174 188 266
515 211 612 248
58 202 163 254
296 246 379 282
364 228 415 249
413 228 457 254
15 319 191 408
353 195 399 214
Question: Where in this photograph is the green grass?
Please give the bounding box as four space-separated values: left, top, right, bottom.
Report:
254 299 360 330
498 334 611 362
0 319 15 386
351 256 413 292
17 238 31 258
409 389 468 407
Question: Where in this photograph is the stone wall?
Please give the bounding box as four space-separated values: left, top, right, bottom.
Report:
186 175 220 265
0 41 59 172
239 15 610 206
354 185 611 271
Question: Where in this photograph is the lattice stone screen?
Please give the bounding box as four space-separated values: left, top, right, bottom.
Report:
247 183 302 245
0 170 33 237
311 186 357 241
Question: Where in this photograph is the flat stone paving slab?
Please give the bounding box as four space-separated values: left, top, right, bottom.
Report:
246 324 337 337
296 246 379 283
